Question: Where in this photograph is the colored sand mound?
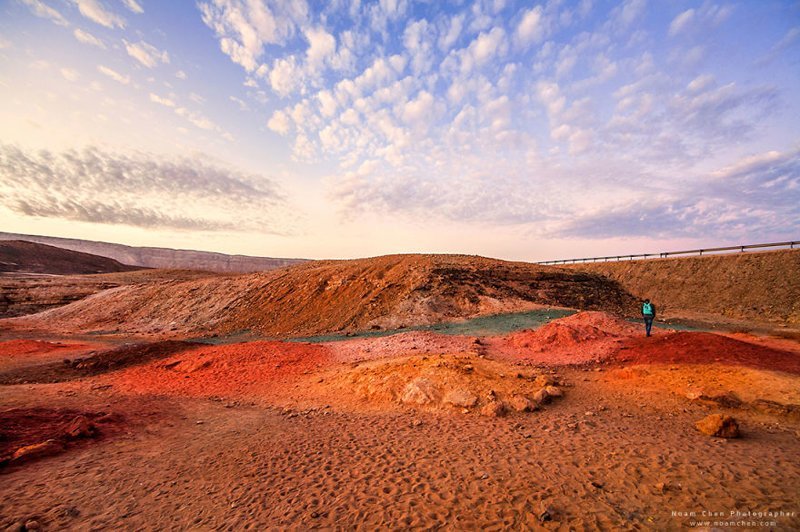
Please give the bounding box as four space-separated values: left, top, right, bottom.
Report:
615 332 800 374
492 311 654 365
107 341 330 398
508 311 644 349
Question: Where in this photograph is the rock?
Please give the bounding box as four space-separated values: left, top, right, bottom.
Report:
695 414 740 438
584 411 595 417
64 415 96 439
532 388 551 405
534 374 557 387
544 386 562 398
462 364 474 372
411 419 424 427
23 520 41 531
480 400 506 417
12 440 64 462
509 395 538 412
444 389 479 408
400 378 441 405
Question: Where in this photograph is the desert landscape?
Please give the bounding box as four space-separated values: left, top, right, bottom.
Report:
1 240 799 530
4 1 799 529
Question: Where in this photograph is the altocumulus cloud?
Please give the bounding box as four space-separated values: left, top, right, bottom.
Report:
0 144 290 233
556 148 800 241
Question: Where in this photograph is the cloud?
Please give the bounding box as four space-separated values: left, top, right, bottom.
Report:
555 149 800 240
124 40 170 68
60 68 79 81
267 109 291 134
175 70 187 80
149 92 175 107
668 9 694 37
199 0 308 72
73 0 125 29
0 144 288 232
97 65 130 84
73 28 105 48
122 0 143 14
515 5 545 48
20 0 69 26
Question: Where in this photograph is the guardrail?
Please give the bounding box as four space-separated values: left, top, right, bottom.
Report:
537 240 798 265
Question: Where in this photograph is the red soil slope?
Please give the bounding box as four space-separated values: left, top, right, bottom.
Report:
10 255 637 338
615 332 800 374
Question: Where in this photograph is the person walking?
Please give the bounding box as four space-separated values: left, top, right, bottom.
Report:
641 298 656 337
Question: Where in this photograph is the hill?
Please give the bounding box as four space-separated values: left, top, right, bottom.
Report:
0 240 140 275
0 232 306 273
563 249 800 325
0 269 222 319
10 254 637 338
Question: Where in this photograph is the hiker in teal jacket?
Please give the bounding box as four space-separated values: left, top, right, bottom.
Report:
642 299 656 337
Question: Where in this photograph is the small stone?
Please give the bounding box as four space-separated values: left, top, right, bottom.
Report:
480 472 489 480
532 388 551 404
64 416 96 439
534 374 557 387
24 520 41 531
411 419 424 427
537 504 554 522
544 386 562 398
196 420 204 425
590 480 604 489
695 414 739 438
584 411 595 417
310 511 320 518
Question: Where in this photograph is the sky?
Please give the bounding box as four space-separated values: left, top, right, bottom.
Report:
0 0 798 262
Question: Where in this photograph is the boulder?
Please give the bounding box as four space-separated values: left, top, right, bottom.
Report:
444 389 478 408
509 395 538 412
695 414 739 438
400 378 441 405
480 400 506 417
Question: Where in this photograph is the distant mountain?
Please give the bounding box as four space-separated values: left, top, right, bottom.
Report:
0 240 141 275
0 232 307 273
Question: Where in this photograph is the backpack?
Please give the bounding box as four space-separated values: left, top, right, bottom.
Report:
642 302 653 316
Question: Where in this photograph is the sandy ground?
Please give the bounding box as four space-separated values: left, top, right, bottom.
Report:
1 312 799 530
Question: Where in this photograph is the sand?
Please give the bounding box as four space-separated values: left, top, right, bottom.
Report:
1 311 798 529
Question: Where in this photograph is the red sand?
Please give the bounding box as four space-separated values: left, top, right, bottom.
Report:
614 331 800 374
0 339 89 357
106 341 331 398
